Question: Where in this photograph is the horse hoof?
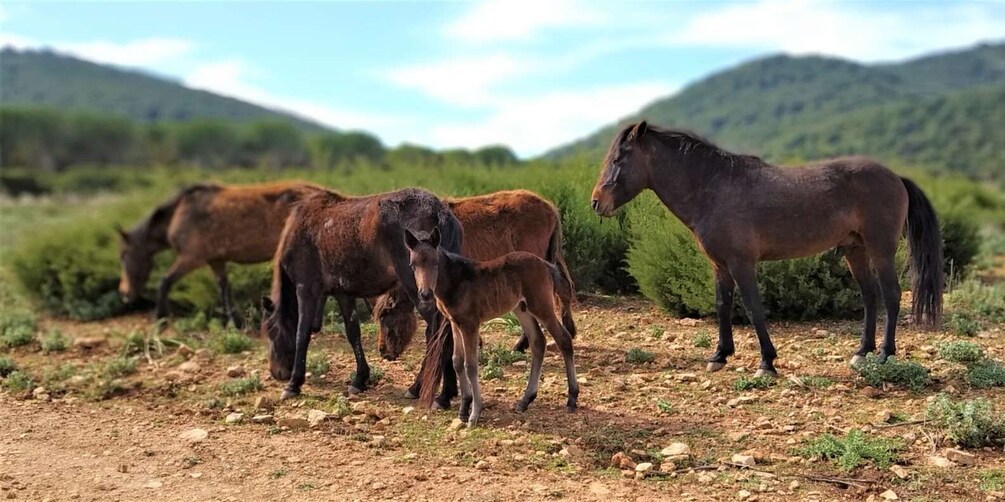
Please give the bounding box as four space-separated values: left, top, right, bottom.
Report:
514 402 528 413
347 385 363 395
431 401 448 411
404 389 418 399
566 404 577 413
849 354 866 366
279 389 300 401
466 420 478 429
754 369 778 379
706 362 726 372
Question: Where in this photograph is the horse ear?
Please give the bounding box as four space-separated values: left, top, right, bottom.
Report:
261 296 275 315
115 224 129 242
404 229 419 250
429 227 441 248
629 121 648 142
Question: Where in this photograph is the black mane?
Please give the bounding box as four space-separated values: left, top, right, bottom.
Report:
615 122 765 168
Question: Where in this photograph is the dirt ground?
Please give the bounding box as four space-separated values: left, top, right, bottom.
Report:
2 296 1003 501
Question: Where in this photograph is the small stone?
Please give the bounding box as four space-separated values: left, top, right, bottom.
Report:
144 480 163 489
178 428 208 443
659 461 677 473
276 417 308 430
880 489 899 500
194 348 212 359
402 406 415 415
928 456 955 468
789 481 800 490
635 462 654 473
876 410 892 423
224 413 244 425
679 318 700 327
729 432 750 442
307 409 330 428
177 361 201 373
226 365 245 378
177 345 194 357
448 418 465 431
117 464 128 473
727 396 757 407
738 489 752 499
860 386 882 399
73 337 105 350
944 448 975 466
731 453 756 467
698 473 715 484
889 465 910 479
678 373 698 382
661 442 690 457
251 414 274 424
254 396 274 411
611 451 636 470
576 376 588 385
475 460 489 470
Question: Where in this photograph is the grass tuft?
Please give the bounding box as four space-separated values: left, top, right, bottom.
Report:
625 347 655 364
219 375 263 397
733 375 776 391
798 429 901 471
2 370 34 392
210 329 253 354
926 394 1005 448
0 357 16 377
40 329 70 354
852 354 929 391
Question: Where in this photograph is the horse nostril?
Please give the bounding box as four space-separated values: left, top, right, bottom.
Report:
419 290 432 302
591 199 599 211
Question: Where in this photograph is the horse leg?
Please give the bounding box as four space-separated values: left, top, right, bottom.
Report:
461 323 484 428
513 308 546 412
845 247 878 366
871 251 901 361
731 262 778 377
209 261 243 329
431 310 458 410
281 282 320 400
452 322 472 423
540 312 579 413
156 256 201 322
405 321 433 399
707 266 735 372
337 295 370 394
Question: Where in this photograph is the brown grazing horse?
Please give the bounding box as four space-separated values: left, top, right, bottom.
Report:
117 181 324 327
375 189 576 364
407 227 578 427
261 187 464 403
592 122 943 377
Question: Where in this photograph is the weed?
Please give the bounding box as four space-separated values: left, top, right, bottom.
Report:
174 312 210 334
1 370 34 392
482 363 503 380
852 354 930 391
801 375 834 389
650 326 665 340
210 328 253 354
307 352 331 378
0 357 15 377
104 356 137 378
219 375 263 397
302 394 351 417
270 469 287 479
486 312 523 334
734 375 776 391
656 399 673 414
938 340 985 364
926 394 1005 448
625 347 655 364
694 329 712 349
479 343 526 367
0 309 36 348
799 429 902 471
40 330 69 354
42 364 76 385
967 359 1005 388
945 312 980 337
979 470 1004 492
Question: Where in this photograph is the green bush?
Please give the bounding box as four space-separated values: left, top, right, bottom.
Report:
694 330 712 349
852 354 930 391
967 359 1005 389
40 330 69 354
926 394 1005 448
938 340 985 364
0 357 16 377
104 356 138 378
307 352 331 377
799 429 901 471
219 375 262 397
209 328 253 354
947 281 1005 324
0 309 37 348
946 312 981 337
625 348 655 364
734 375 776 391
2 370 34 392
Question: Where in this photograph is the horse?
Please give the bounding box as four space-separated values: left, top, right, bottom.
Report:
406 227 578 427
261 187 464 403
116 181 325 327
591 121 943 377
375 189 576 364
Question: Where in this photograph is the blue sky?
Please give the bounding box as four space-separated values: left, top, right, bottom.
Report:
2 1 1003 156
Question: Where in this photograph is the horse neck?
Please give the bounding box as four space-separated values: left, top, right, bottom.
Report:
647 144 728 229
434 250 467 301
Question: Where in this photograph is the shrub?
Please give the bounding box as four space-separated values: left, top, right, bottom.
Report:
926 394 1005 448
938 209 982 279
980 470 1005 492
2 370 34 392
307 352 331 377
967 359 1005 389
625 348 655 364
40 330 69 354
946 281 1005 324
945 312 981 337
852 354 930 391
799 429 901 471
482 363 503 380
694 330 712 349
0 309 37 348
479 344 526 367
734 375 776 391
349 366 385 386
0 357 16 377
104 356 138 378
938 340 984 364
210 328 253 354
219 375 263 397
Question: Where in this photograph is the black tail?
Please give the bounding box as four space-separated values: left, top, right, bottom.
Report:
902 177 943 329
546 219 577 338
549 263 577 339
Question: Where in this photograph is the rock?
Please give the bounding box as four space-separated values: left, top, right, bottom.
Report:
559 445 581 459
177 361 201 373
177 344 194 357
251 414 274 424
254 396 274 411
144 480 163 489
73 337 105 350
351 401 383 418
944 448 975 466
789 481 800 490
448 418 465 431
860 386 882 399
475 460 490 470
727 396 757 407
659 461 677 473
194 348 212 359
32 387 50 401
875 410 892 423
224 413 244 425
661 442 690 457
276 417 308 430
679 318 700 327
226 365 245 378
576 376 588 385
731 453 756 467
678 373 698 382
611 451 636 470
738 489 752 499
635 462 653 473
928 456 955 468
729 432 750 442
402 406 415 415
889 465 910 479
307 409 330 428
698 473 715 484
880 489 899 500
179 428 208 443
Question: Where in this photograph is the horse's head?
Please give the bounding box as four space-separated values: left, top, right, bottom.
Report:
116 225 155 304
375 290 418 361
592 121 651 217
260 295 294 382
404 226 441 313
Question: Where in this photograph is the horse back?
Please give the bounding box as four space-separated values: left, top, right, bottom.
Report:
448 190 558 261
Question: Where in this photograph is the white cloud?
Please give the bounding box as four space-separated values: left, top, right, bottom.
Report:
671 0 1004 62
383 53 538 107
445 0 604 43
62 37 194 67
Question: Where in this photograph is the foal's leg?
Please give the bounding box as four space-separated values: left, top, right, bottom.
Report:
337 295 370 394
452 322 472 423
730 262 778 377
460 324 484 428
281 282 320 400
871 251 901 361
156 256 202 322
707 266 735 372
405 320 433 400
845 247 878 366
540 312 579 413
209 261 243 329
514 308 546 412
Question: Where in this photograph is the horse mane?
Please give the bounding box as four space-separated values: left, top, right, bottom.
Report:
614 122 766 168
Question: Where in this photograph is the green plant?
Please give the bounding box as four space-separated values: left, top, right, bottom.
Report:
656 399 673 414
0 357 16 377
800 376 835 389
799 429 902 471
174 312 211 334
938 340 985 364
650 326 665 340
307 352 331 377
945 312 981 337
349 366 385 386
104 356 138 378
966 359 1005 389
219 375 263 397
0 309 36 348
926 394 1005 448
694 329 712 349
210 328 253 354
947 280 1005 324
42 364 76 386
478 343 526 367
482 363 503 380
2 370 34 392
852 354 930 391
979 470 1004 492
625 347 655 364
486 312 523 334
734 375 776 391
40 330 69 354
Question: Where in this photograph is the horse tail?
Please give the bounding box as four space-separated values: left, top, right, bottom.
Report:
901 177 943 329
548 262 576 338
546 217 577 338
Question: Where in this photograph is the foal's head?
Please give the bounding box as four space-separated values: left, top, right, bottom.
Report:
375 290 418 361
260 295 295 381
115 226 155 304
404 227 442 311
592 121 652 216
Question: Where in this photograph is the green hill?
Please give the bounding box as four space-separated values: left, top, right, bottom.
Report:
546 42 1005 178
0 48 326 131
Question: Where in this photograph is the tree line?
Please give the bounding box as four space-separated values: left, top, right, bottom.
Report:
0 106 519 171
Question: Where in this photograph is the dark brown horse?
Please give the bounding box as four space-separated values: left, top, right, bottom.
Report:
261 187 463 402
407 228 578 427
592 122 943 376
375 190 576 363
117 181 325 327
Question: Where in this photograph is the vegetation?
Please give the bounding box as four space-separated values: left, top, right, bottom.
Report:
852 354 930 391
210 328 253 354
938 340 985 364
1 370 34 393
40 329 69 354
733 375 776 391
926 394 1005 448
966 359 1005 389
625 347 655 364
104 356 138 378
219 375 263 397
307 352 331 378
799 429 902 471
0 309 37 348
0 356 16 377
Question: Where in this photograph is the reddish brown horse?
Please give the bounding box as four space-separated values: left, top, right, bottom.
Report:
261 187 464 403
375 190 576 362
117 181 325 327
407 227 578 427
592 122 943 376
